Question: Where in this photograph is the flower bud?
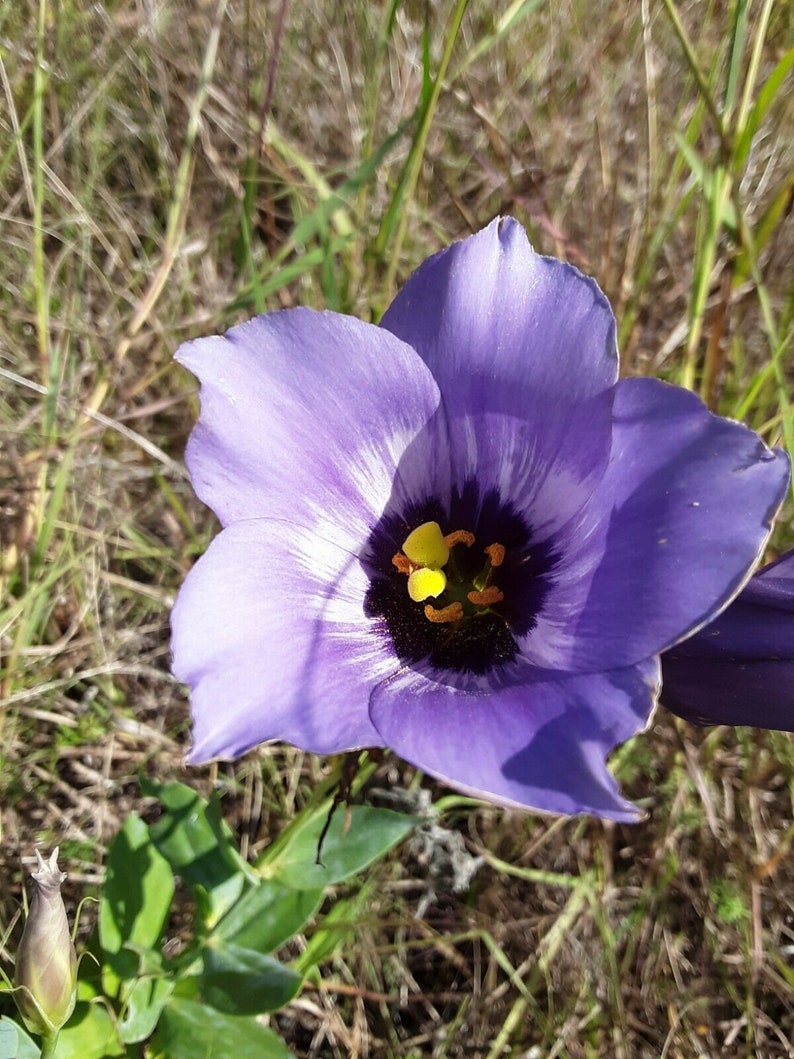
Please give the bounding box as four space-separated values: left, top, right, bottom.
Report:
14 848 77 1037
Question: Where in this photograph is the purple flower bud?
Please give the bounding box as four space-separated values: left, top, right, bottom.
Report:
14 849 77 1037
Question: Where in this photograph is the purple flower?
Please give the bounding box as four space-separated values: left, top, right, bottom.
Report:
661 548 794 731
171 218 789 820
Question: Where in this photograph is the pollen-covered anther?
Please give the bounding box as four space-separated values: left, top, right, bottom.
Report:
468 586 504 607
443 530 475 549
484 543 505 568
424 601 464 624
391 553 412 576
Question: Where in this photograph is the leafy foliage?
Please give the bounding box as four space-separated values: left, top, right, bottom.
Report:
3 782 415 1056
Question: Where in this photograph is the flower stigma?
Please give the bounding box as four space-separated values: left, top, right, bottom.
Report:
392 520 506 625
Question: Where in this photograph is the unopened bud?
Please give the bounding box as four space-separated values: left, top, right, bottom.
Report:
14 849 77 1038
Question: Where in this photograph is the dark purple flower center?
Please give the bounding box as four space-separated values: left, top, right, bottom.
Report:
363 483 557 676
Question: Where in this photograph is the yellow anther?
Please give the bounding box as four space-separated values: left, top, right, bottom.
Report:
407 567 447 602
468 586 504 607
402 521 450 569
424 601 464 624
396 522 507 624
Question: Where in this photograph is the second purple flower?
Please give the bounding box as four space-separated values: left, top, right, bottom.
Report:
171 218 790 819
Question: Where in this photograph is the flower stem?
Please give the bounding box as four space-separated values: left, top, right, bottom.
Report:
40 1032 60 1059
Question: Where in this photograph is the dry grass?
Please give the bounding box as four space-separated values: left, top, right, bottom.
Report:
1 0 793 1056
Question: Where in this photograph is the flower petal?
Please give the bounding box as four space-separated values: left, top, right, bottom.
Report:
171 520 395 761
381 217 618 415
176 308 442 534
381 217 619 530
369 657 660 819
522 378 790 671
661 549 794 730
428 405 615 540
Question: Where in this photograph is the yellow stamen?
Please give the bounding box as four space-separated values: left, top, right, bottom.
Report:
468 586 504 607
402 521 450 568
396 523 508 624
408 566 447 602
424 601 464 624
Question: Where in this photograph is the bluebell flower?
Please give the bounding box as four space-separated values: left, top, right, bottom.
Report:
171 219 789 818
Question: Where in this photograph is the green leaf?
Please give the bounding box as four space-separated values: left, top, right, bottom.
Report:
288 125 406 250
229 235 351 315
118 974 174 1044
213 880 323 953
99 813 175 993
674 134 737 227
0 1020 17 1059
141 777 253 926
153 997 294 1059
55 1002 124 1058
199 944 302 1015
294 884 374 978
734 46 794 170
0 1018 36 1059
721 0 748 120
259 804 417 891
734 172 794 286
